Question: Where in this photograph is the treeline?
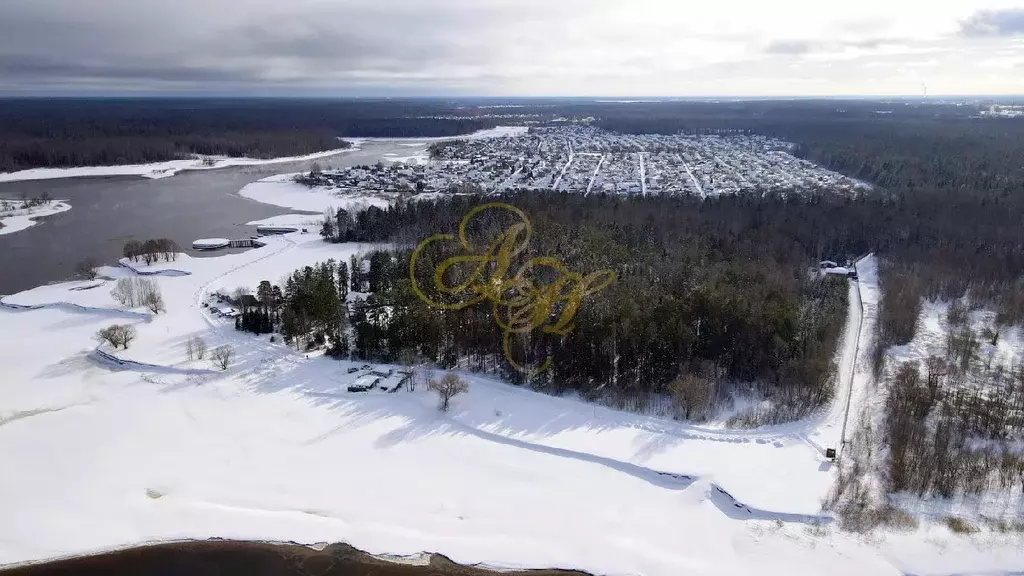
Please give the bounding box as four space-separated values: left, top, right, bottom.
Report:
0 131 344 172
330 183 1024 299
122 239 182 265
0 99 497 172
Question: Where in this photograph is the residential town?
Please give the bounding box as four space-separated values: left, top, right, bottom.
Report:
302 126 868 198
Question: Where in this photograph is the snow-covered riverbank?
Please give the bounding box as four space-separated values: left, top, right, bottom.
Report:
0 200 71 236
0 148 357 183
0 126 531 184
238 173 395 213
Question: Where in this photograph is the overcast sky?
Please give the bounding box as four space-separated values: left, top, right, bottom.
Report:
1 0 1023 97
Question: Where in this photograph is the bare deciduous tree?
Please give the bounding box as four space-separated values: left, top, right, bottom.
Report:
193 336 208 360
110 277 162 308
413 364 434 392
143 290 165 314
74 257 98 280
121 325 138 349
185 335 207 361
110 278 136 306
123 240 143 263
232 286 252 305
96 324 137 350
428 373 468 411
97 325 120 348
154 238 181 262
670 373 714 421
946 298 969 327
211 344 234 370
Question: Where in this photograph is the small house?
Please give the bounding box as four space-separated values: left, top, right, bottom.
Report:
238 294 260 310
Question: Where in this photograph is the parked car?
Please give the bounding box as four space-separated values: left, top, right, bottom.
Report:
347 367 360 374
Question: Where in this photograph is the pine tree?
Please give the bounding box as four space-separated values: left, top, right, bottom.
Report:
338 261 349 301
349 255 361 292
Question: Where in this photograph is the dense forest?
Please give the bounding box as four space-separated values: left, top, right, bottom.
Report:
0 99 498 171
309 192 853 423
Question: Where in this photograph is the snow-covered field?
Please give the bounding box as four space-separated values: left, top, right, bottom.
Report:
238 173 396 213
0 200 71 236
2 240 1023 574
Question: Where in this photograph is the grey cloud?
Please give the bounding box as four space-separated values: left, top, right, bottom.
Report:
764 37 905 56
0 55 261 83
0 0 547 93
960 8 1024 37
764 40 819 55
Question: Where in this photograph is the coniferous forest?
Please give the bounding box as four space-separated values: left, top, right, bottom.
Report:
292 192 855 422
0 99 498 172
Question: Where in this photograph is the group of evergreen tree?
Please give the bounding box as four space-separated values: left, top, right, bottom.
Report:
277 260 348 354
235 309 274 334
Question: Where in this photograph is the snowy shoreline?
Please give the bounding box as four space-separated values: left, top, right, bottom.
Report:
238 173 395 214
0 147 358 184
0 200 71 236
0 126 530 184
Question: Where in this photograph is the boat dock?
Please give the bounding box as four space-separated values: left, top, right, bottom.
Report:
192 237 267 251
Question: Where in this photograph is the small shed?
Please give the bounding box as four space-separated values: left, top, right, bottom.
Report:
347 374 380 392
823 266 851 276
378 373 406 392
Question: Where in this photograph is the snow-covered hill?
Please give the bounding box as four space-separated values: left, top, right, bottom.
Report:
2 235 1022 575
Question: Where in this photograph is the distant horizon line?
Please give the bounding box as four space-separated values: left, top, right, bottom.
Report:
0 94 1022 101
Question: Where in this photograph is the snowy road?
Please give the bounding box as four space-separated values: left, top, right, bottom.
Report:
551 153 575 190
637 152 647 196
585 154 605 196
676 153 704 197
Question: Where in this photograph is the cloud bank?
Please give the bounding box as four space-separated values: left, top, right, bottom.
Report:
0 0 1022 96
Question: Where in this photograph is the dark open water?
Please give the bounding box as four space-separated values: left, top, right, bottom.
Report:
0 142 412 294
